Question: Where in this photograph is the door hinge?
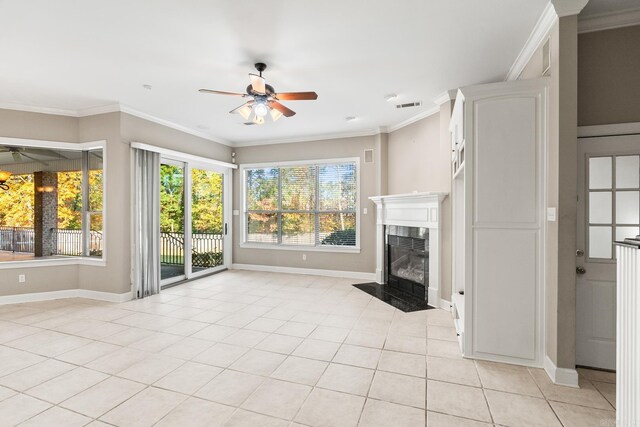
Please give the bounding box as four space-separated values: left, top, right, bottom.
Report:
224 223 228 235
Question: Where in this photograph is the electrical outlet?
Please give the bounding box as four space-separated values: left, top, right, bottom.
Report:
18 274 26 283
302 254 307 261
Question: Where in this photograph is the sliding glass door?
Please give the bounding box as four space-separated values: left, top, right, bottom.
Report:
190 167 225 277
160 161 186 284
160 158 231 287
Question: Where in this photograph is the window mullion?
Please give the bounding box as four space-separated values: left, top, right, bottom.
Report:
277 168 282 245
315 165 320 246
81 151 90 257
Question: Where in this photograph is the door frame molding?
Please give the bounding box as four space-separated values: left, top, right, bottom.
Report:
578 122 640 138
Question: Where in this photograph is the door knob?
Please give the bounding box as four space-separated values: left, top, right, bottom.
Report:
576 266 586 275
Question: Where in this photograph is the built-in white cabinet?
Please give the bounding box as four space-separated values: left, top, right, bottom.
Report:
451 78 549 367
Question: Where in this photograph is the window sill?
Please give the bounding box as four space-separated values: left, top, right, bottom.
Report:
0 257 106 270
240 242 361 254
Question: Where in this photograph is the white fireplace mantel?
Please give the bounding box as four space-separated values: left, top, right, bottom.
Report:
369 192 448 307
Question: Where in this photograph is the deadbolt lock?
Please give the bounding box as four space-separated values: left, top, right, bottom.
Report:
576 249 584 257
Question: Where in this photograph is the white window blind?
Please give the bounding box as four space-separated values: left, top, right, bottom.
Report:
245 161 357 247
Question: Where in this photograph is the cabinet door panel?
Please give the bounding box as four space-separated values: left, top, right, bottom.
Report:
474 97 538 225
473 228 538 360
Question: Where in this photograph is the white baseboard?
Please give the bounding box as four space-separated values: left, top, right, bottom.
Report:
544 355 579 388
0 288 133 305
231 263 376 281
439 299 451 311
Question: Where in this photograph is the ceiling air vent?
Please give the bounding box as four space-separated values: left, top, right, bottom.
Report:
396 101 422 109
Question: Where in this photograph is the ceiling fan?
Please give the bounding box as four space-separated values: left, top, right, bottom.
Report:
0 146 61 166
199 63 318 125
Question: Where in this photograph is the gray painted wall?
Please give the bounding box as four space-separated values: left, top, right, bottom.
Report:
578 25 640 126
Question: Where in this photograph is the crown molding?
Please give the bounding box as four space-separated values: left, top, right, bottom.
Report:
506 2 558 81
385 106 440 133
118 104 232 146
579 8 640 34
232 128 383 148
551 0 589 17
0 102 232 147
76 103 121 117
433 90 457 106
1 100 442 148
0 102 79 117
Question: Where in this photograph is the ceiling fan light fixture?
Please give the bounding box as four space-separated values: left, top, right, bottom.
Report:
252 115 265 125
238 105 253 120
253 102 269 118
270 108 284 122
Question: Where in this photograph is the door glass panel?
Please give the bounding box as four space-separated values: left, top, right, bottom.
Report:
616 155 640 189
160 164 185 281
616 191 639 224
589 192 612 224
589 226 612 259
616 226 640 241
589 157 612 190
191 168 224 273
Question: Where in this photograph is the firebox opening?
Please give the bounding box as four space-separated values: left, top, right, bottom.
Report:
385 225 429 301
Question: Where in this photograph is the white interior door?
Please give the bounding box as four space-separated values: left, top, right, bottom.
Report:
576 134 640 370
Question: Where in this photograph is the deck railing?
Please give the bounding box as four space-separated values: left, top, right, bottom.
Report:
160 231 224 268
0 226 35 253
0 227 222 267
0 226 102 256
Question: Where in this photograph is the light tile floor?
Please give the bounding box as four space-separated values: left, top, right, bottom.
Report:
0 270 617 426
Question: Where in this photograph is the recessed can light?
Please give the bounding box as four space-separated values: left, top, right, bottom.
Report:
384 94 398 102
142 84 153 90
345 116 357 122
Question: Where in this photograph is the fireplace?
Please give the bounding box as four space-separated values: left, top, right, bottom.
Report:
386 225 429 300
370 192 447 307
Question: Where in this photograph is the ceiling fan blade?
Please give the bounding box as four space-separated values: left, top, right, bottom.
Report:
19 152 49 166
199 89 247 97
268 101 296 117
24 147 68 159
275 92 318 101
249 74 266 94
229 101 253 114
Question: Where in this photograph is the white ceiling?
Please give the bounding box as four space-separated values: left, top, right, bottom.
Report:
0 0 550 145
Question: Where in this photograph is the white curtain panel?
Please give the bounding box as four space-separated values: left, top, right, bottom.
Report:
133 148 161 298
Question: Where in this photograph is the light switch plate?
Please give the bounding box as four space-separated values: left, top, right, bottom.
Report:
233 210 239 216
547 207 557 221
363 208 368 215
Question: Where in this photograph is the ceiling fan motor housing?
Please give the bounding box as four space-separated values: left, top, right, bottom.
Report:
246 84 275 96
254 62 267 75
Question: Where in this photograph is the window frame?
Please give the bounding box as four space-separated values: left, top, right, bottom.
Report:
0 137 106 269
586 153 640 263
240 157 361 253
